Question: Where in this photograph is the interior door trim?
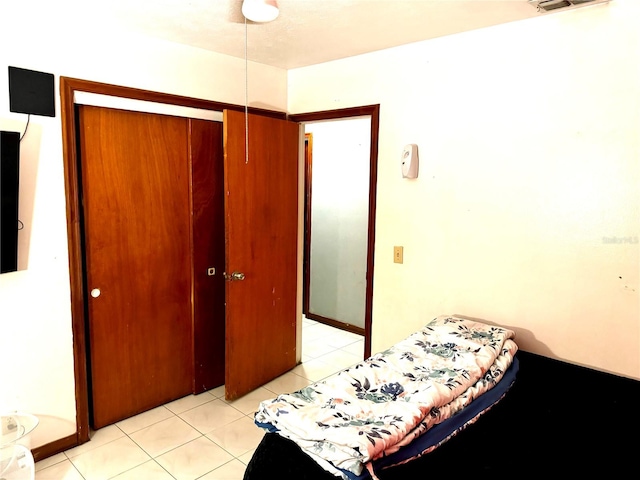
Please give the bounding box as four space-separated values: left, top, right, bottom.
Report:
288 105 380 359
56 77 288 457
302 133 313 317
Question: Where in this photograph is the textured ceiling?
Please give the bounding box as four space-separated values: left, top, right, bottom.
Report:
98 0 543 69
8 0 609 69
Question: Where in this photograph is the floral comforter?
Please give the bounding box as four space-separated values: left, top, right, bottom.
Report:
254 315 518 478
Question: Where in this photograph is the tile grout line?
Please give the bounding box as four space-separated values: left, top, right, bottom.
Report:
36 323 363 479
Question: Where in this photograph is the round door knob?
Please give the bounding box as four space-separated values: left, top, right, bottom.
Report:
224 271 246 281
90 288 101 298
231 272 245 281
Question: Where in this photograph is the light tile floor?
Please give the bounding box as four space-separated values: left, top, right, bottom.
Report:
34 318 364 480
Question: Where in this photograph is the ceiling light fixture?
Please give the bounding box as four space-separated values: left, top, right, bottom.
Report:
242 0 279 23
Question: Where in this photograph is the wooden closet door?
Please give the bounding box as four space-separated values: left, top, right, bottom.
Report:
190 119 225 392
78 106 193 428
223 110 299 400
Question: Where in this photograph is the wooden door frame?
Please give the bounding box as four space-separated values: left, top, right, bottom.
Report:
50 77 287 460
289 105 380 359
301 133 313 317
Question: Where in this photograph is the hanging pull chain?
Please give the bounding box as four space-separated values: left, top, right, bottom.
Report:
244 17 249 165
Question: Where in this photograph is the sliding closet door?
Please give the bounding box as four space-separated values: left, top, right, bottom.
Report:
78 106 193 428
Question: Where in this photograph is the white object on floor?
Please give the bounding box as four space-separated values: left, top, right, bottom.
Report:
0 444 34 480
0 413 38 480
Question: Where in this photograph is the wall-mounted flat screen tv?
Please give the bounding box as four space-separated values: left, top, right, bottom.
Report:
1 130 20 273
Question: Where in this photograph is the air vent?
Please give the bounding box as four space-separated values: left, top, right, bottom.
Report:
539 0 571 10
529 0 607 13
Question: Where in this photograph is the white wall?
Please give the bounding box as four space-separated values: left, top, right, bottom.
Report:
306 118 370 328
289 0 640 379
0 4 287 448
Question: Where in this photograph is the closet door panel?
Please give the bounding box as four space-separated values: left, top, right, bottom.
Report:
190 118 225 393
223 109 299 400
79 106 192 428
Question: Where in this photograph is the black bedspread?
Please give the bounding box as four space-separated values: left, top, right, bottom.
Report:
244 351 640 478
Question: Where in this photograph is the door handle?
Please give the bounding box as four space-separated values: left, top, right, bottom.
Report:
224 271 246 281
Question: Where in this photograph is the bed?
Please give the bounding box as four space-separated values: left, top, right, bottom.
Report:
245 315 640 479
248 315 519 479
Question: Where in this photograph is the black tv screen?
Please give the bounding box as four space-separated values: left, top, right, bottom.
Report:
1 130 20 273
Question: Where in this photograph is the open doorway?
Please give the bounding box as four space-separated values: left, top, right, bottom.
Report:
303 117 370 334
290 105 379 360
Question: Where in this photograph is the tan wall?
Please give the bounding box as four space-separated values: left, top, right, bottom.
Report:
288 0 640 379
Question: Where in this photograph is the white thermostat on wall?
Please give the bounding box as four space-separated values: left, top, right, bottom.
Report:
401 144 419 179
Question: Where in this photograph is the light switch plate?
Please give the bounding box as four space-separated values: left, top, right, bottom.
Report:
393 246 403 264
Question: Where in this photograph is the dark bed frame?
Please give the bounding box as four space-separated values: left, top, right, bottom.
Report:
244 350 640 479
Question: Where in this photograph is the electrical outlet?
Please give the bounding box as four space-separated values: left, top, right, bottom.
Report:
1 415 18 436
393 246 404 264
